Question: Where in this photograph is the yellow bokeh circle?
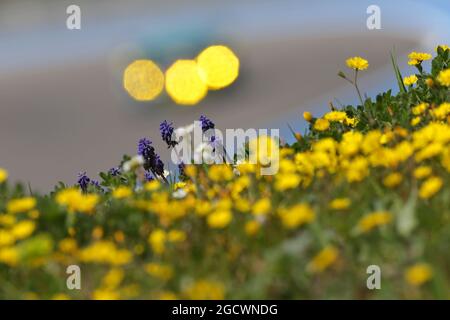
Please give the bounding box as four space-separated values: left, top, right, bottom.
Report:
197 45 240 90
123 60 165 101
165 60 208 105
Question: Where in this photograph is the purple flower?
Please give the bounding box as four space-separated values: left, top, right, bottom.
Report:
154 155 165 177
77 172 90 192
91 179 101 188
160 120 177 148
144 171 154 182
137 138 154 160
199 115 215 133
137 137 165 179
109 167 121 176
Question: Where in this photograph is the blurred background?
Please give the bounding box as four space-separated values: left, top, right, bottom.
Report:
0 0 449 191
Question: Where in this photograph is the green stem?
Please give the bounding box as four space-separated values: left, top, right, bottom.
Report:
354 69 364 106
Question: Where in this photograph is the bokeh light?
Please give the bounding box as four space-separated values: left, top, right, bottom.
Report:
123 60 165 101
197 45 240 90
165 60 208 105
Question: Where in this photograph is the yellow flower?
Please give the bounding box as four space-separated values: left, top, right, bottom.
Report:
278 204 315 229
79 241 132 265
403 74 418 86
112 186 132 199
101 268 124 289
339 131 363 156
430 102 450 120
148 229 166 255
58 238 78 253
0 247 19 266
234 197 250 212
303 111 313 122
314 118 330 131
144 180 160 191
344 116 358 127
11 220 35 240
346 56 369 70
437 68 450 86
307 246 339 273
344 156 369 182
208 165 233 182
436 44 449 52
383 172 403 188
411 116 421 126
28 210 40 219
236 162 256 174
56 189 99 214
0 230 15 246
419 176 442 199
145 263 173 281
184 165 197 178
324 111 347 122
252 198 271 216
183 280 225 300
412 103 429 115
425 78 434 87
413 166 432 179
51 293 70 300
357 211 392 233
407 52 432 65
7 197 36 214
207 210 232 229
195 200 212 216
167 230 186 242
244 220 260 236
329 198 351 210
0 214 16 227
0 168 8 184
274 173 300 191
92 289 120 300
92 226 103 240
404 263 433 286
114 230 125 243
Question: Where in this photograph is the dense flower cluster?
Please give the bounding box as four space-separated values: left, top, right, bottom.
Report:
137 138 165 179
160 120 177 148
0 46 449 300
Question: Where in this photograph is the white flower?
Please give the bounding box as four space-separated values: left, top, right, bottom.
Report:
172 188 187 199
123 155 144 172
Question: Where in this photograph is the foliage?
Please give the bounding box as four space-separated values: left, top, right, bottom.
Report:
0 46 449 299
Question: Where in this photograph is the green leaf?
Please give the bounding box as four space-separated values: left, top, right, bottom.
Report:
390 50 406 93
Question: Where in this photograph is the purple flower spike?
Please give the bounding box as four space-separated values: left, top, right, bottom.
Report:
109 167 121 176
137 137 165 180
199 115 215 133
160 120 177 148
77 172 90 192
144 171 154 182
